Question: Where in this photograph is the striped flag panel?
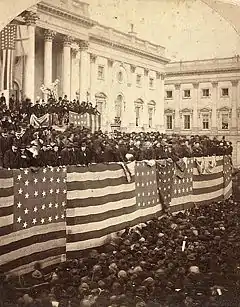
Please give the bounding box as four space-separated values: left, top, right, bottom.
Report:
223 155 232 199
0 167 67 275
192 156 224 205
170 158 194 211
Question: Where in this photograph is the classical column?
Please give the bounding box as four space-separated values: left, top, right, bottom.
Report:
43 29 56 101
211 82 218 134
231 80 238 131
22 10 38 102
63 35 73 100
174 83 181 133
90 53 97 101
79 40 90 102
192 82 199 133
106 58 114 131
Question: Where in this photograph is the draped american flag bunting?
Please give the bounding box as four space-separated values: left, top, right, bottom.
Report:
156 159 174 209
170 158 194 211
223 155 232 199
0 24 17 91
0 167 67 275
69 111 90 128
192 156 224 205
66 162 136 256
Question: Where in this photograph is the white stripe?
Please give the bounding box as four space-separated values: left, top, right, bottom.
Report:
67 168 126 183
193 177 223 189
66 197 136 217
171 194 192 206
0 222 65 246
0 178 13 189
193 165 223 175
193 188 223 202
6 49 11 89
67 182 135 200
0 214 13 227
0 238 66 265
8 254 64 276
1 50 6 89
0 195 14 208
224 181 232 196
67 203 161 235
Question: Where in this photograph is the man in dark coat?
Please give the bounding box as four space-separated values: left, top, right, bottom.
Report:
0 130 13 168
3 141 20 169
77 142 92 166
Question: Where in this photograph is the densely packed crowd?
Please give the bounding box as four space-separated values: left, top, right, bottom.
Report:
1 197 240 306
0 94 233 169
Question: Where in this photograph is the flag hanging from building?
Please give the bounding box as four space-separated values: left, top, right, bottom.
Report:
69 111 90 128
170 158 194 211
156 159 174 210
0 166 67 275
192 156 224 205
223 155 232 199
30 113 51 128
0 24 17 91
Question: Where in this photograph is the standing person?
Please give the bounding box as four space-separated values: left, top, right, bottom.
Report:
0 129 13 168
3 141 20 169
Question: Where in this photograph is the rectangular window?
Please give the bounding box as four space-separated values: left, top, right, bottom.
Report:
149 78 154 88
202 114 209 130
97 65 105 80
166 115 173 130
183 89 191 98
166 90 173 99
202 89 210 97
135 106 140 127
184 115 191 129
221 114 229 130
221 88 229 97
148 108 153 128
136 74 142 86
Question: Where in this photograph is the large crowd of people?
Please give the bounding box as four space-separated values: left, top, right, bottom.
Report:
0 95 233 169
1 197 240 306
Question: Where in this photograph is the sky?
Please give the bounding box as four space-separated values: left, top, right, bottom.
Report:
86 0 240 61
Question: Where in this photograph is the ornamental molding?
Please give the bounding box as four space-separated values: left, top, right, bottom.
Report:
180 108 193 118
164 108 175 114
78 40 89 50
90 53 97 63
62 35 74 46
217 106 232 118
174 83 181 90
144 68 149 77
130 65 136 73
43 29 56 41
89 35 169 64
108 58 114 67
22 10 39 25
37 2 96 29
231 80 239 86
198 107 212 118
166 67 240 77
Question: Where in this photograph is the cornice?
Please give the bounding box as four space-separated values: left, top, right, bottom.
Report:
37 2 96 29
166 67 240 77
89 35 169 65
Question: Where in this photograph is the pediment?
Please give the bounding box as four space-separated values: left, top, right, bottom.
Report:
217 106 231 112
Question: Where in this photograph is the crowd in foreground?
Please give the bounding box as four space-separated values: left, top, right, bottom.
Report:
0 94 233 169
1 197 240 306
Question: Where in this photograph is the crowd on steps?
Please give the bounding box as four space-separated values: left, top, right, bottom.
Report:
1 198 240 307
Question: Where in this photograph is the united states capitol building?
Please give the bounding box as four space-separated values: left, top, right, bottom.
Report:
1 0 240 165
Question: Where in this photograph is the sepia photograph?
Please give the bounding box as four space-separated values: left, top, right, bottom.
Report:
0 0 240 306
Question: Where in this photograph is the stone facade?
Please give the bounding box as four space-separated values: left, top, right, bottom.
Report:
8 0 168 133
164 56 240 166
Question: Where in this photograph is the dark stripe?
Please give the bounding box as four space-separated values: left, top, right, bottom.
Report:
67 190 135 208
0 186 14 198
0 246 65 273
67 206 162 243
170 202 194 213
67 163 122 174
193 183 223 195
67 176 128 191
193 171 223 182
67 203 138 225
0 224 13 237
0 169 13 179
0 230 66 257
0 205 13 217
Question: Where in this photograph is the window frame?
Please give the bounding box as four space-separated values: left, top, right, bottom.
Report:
202 88 210 98
136 74 142 87
183 89 191 99
166 90 173 100
183 114 191 130
166 114 173 130
221 87 229 97
202 113 210 130
97 65 105 80
221 113 229 130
